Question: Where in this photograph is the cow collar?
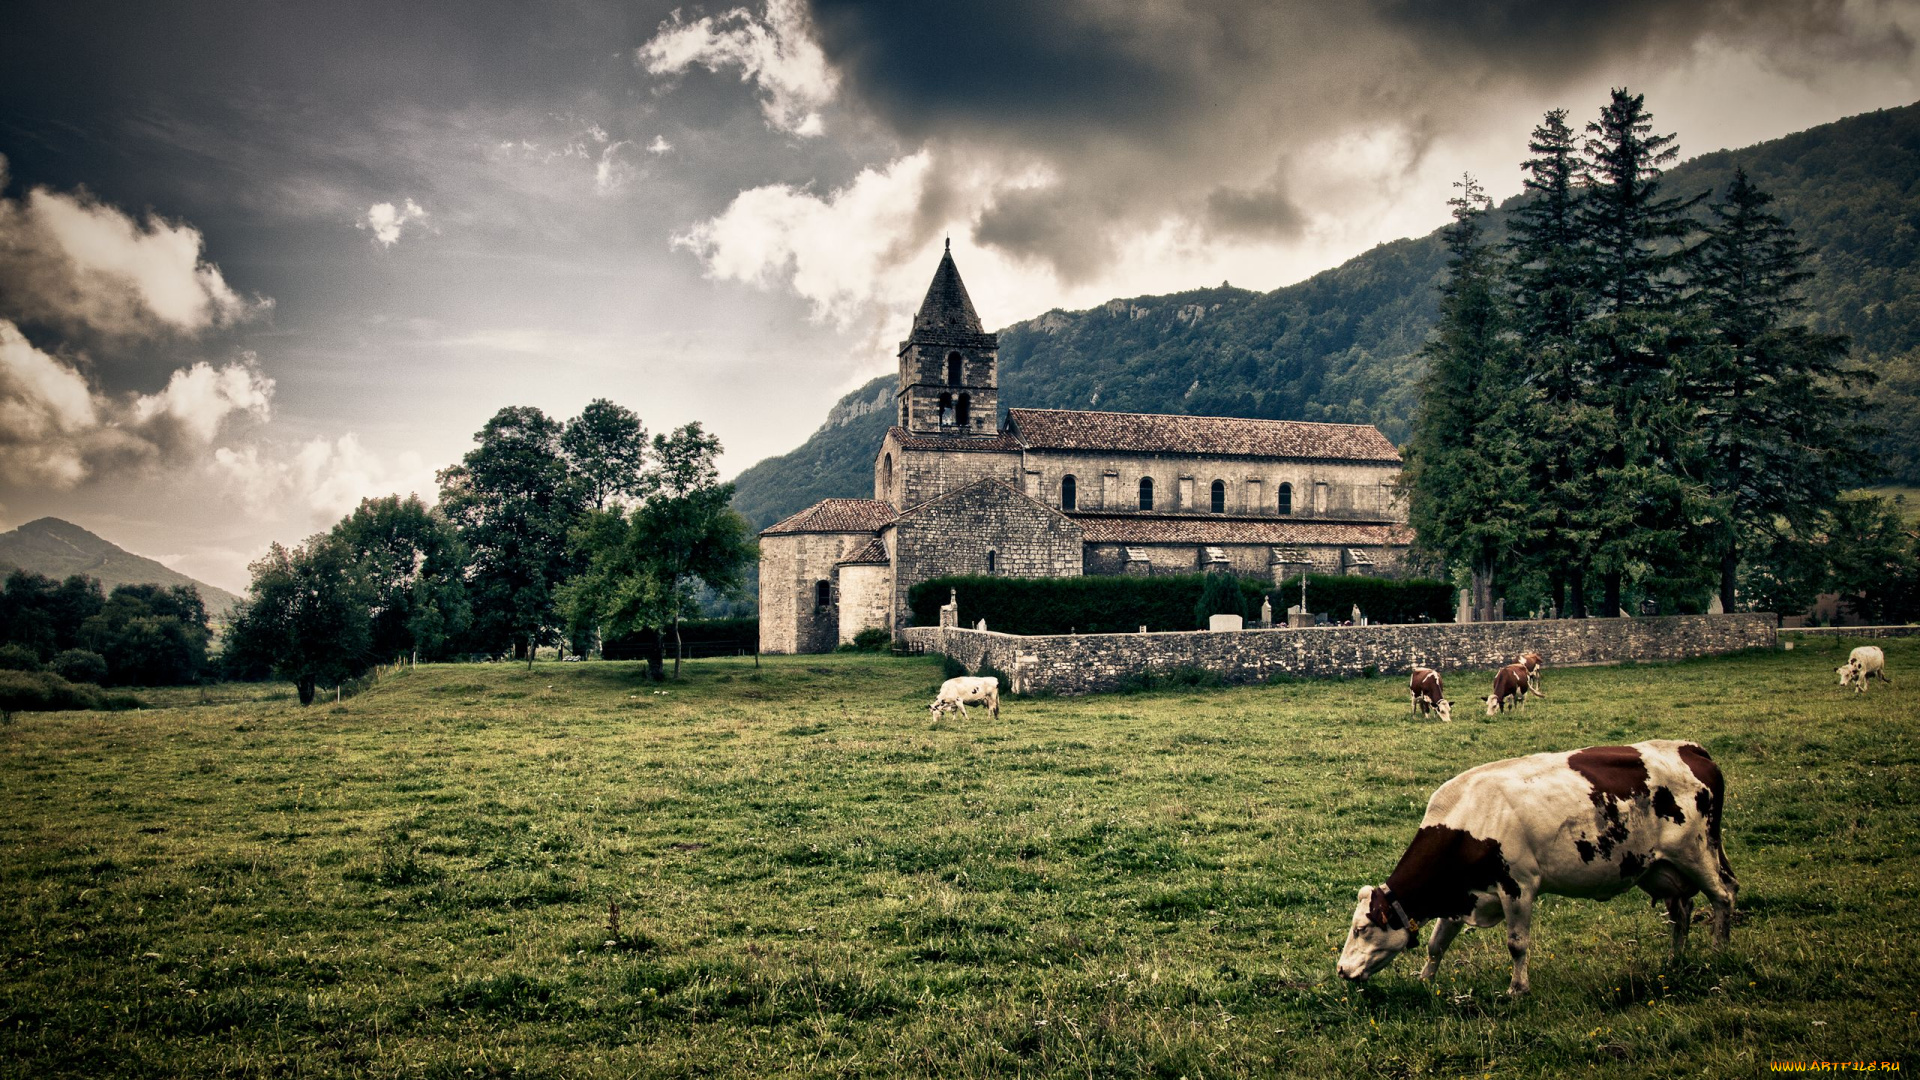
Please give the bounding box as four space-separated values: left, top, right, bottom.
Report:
1377 885 1421 934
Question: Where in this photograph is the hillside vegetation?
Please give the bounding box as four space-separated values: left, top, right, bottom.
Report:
3 642 1915 1076
0 518 241 617
734 101 1920 529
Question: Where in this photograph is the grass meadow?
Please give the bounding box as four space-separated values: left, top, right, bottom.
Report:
2 637 1917 1078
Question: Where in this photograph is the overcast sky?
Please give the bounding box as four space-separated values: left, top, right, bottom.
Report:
3 0 1918 592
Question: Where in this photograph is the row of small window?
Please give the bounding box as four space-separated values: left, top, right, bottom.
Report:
1061 475 1299 515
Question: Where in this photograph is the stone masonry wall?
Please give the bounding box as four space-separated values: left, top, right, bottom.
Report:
1779 625 1920 640
1021 449 1403 519
897 446 1022 509
836 562 893 645
902 613 1778 695
758 531 876 654
892 484 1083 630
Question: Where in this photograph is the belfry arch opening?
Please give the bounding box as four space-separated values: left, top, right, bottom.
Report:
947 352 962 387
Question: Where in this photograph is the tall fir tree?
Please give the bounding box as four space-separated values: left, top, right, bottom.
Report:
1575 88 1707 615
1689 166 1873 610
1506 108 1603 615
1402 175 1529 618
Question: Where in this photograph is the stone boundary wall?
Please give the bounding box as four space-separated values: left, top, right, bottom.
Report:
901 613 1778 696
1778 625 1920 640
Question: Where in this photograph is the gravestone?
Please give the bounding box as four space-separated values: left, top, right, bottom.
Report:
1457 589 1473 624
1209 614 1244 632
1259 597 1273 628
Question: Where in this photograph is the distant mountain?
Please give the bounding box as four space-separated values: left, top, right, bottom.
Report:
733 101 1920 530
0 517 242 617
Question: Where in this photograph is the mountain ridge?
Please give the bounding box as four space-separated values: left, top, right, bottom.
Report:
731 101 1920 530
0 517 243 617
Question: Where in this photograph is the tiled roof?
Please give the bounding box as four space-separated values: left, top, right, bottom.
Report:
1007 408 1401 463
761 498 897 536
1069 513 1413 546
904 246 997 350
886 426 1023 452
836 537 891 565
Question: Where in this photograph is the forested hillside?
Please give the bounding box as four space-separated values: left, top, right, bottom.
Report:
733 101 1920 530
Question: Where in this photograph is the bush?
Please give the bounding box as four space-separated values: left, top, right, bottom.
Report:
49 649 108 685
1194 573 1249 628
0 643 42 671
1268 574 1454 624
909 575 1267 635
851 628 892 652
0 670 141 721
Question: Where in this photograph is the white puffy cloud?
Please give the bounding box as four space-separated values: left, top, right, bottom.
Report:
594 141 634 194
0 154 268 338
358 198 429 246
0 319 273 489
214 433 431 523
638 0 837 136
672 151 935 329
647 135 673 155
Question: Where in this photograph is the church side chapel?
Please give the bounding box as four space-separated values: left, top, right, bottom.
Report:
758 246 1413 654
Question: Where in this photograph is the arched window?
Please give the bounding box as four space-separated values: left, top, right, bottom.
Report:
1139 476 1154 511
986 549 997 574
1061 474 1077 511
956 393 971 427
1278 482 1293 515
882 452 893 492
815 580 831 608
937 391 952 425
1210 479 1226 514
947 352 962 387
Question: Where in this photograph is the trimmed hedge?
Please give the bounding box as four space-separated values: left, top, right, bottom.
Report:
910 573 1454 634
909 575 1268 634
1270 574 1454 624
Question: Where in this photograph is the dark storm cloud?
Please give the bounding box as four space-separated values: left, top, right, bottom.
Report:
804 0 1915 277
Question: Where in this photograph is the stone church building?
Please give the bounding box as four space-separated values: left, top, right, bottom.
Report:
758 247 1413 654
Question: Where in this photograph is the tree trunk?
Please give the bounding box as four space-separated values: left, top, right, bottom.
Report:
1568 565 1588 619
297 676 316 706
1720 547 1739 615
1549 572 1565 619
672 616 682 680
1604 571 1623 617
526 634 535 670
644 629 665 683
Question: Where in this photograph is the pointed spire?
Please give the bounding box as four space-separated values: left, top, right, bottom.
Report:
911 245 986 339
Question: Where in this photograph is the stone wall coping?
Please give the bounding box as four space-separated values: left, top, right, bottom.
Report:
908 612 1773 644
1778 624 1920 636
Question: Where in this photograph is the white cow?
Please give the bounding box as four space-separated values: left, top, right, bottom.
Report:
1337 739 1737 996
1517 650 1546 700
929 675 1000 719
1836 645 1890 694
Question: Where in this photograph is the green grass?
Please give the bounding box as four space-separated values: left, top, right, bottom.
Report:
3 641 1917 1077
1857 485 1920 524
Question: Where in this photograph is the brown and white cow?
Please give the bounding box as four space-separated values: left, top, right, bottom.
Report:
1485 663 1530 716
1409 667 1452 722
1336 739 1736 995
1517 650 1546 699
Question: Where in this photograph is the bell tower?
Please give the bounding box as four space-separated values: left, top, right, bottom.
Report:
896 241 999 436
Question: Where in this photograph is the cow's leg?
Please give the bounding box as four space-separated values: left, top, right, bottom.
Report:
1703 868 1736 948
989 694 999 719
955 699 969 718
1417 918 1464 981
1663 895 1694 962
1500 891 1535 995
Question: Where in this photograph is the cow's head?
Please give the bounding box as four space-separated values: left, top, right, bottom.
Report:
1836 661 1858 686
1485 693 1502 717
1337 885 1420 982
928 698 957 717
1434 698 1452 723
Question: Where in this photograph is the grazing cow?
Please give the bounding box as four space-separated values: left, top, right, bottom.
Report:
1336 739 1737 995
1836 646 1890 694
1485 663 1530 716
1409 667 1452 722
929 675 1000 719
1517 650 1546 699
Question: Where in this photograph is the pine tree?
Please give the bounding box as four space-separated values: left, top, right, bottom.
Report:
1575 88 1706 616
1690 167 1873 610
1402 175 1528 619
1506 108 1601 615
